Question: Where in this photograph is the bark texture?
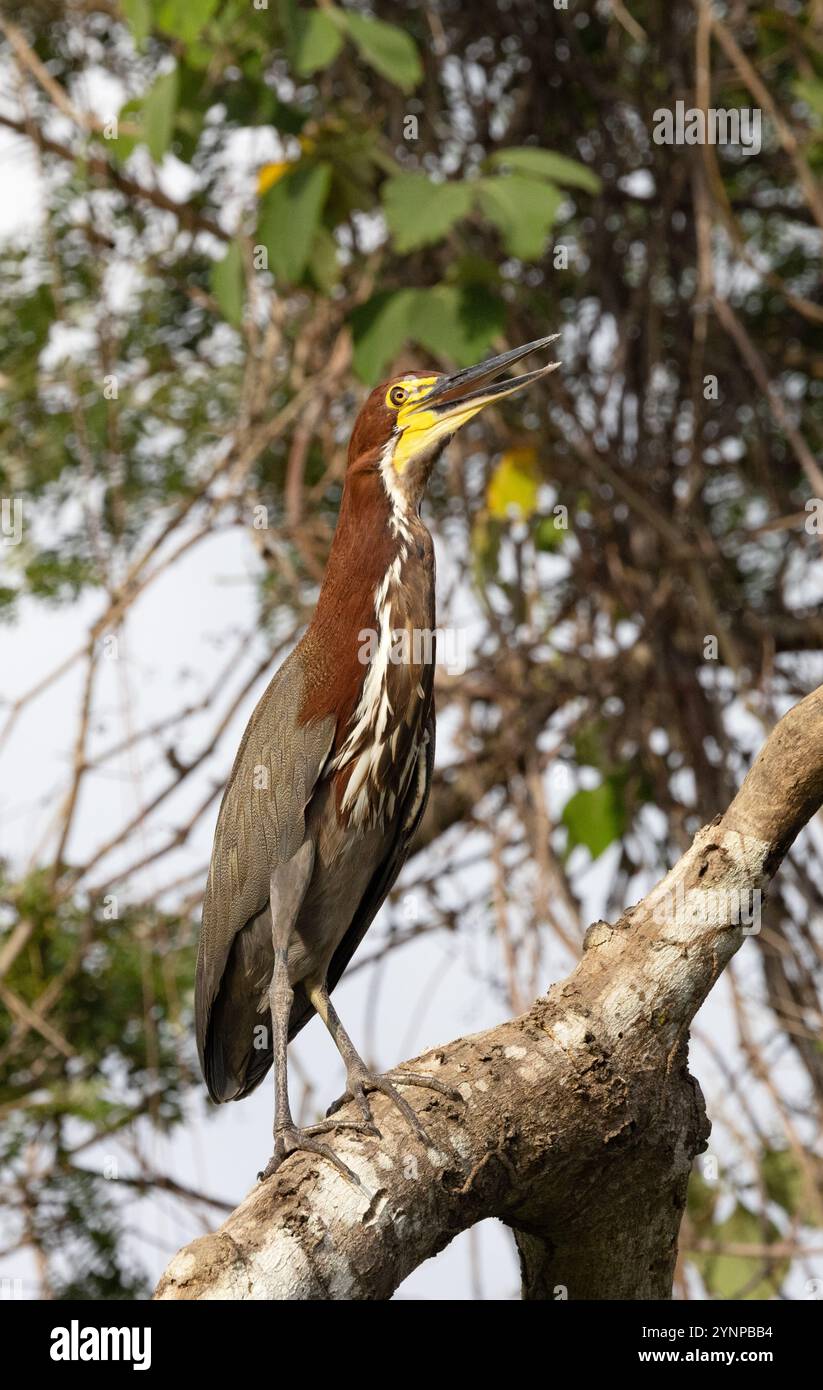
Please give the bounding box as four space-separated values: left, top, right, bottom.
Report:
156 685 823 1300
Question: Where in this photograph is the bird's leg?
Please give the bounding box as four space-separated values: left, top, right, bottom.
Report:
308 982 463 1146
257 849 364 1187
257 950 367 1186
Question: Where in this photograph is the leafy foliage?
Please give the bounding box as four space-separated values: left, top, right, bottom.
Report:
0 866 196 1297
562 779 627 861
686 1168 793 1300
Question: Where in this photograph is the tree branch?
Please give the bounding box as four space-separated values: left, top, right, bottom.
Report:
0 112 228 242
155 685 823 1301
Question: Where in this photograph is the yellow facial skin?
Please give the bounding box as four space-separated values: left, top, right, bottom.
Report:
385 376 500 476
384 370 550 475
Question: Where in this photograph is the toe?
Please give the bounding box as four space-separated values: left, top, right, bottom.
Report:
309 1142 363 1188
387 1071 464 1101
304 1118 377 1138
257 1153 282 1182
258 1128 365 1189
366 1075 433 1145
325 1091 350 1118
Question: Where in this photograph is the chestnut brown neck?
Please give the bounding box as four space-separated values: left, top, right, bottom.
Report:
298 450 410 733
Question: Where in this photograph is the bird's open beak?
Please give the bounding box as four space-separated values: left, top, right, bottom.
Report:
394 335 560 471
423 333 561 412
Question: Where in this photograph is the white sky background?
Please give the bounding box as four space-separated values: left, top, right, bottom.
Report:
1 79 821 1302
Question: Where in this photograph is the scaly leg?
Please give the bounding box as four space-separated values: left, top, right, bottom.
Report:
257 847 369 1187
307 981 463 1146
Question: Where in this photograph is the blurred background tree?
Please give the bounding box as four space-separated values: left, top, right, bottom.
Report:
1 0 822 1299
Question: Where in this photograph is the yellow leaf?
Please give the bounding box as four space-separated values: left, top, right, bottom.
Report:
487 447 540 519
257 161 292 196
256 139 315 197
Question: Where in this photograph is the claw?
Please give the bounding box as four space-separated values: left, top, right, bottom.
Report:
258 1125 363 1188
326 1067 461 1146
326 1081 377 1127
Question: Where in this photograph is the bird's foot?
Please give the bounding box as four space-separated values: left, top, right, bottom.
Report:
257 1121 370 1188
326 1068 463 1147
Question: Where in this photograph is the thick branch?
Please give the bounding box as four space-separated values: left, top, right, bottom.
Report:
155 686 823 1301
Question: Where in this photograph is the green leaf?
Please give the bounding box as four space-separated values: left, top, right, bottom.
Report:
122 0 151 46
109 97 143 163
293 10 344 76
476 175 562 259
686 1168 719 1229
341 13 422 92
210 241 244 327
573 720 612 771
352 283 505 384
351 288 418 383
562 778 626 859
690 1203 788 1300
15 284 55 355
761 1148 808 1220
278 0 299 46
488 448 540 519
535 514 565 550
471 515 502 587
488 147 601 193
447 253 501 288
412 284 505 368
258 162 332 283
382 174 473 252
144 67 179 163
308 227 340 292
155 0 218 45
794 78 823 124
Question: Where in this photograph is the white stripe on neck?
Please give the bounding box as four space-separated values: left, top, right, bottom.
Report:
332 548 423 827
379 438 414 544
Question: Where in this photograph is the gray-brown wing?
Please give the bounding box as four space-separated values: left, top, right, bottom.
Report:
287 712 435 1042
195 651 335 1097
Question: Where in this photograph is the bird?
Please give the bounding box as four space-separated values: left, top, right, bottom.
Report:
195 334 560 1182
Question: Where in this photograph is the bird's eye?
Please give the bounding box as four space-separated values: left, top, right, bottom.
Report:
389 385 408 408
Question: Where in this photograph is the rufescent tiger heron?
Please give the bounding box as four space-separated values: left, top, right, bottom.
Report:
195 335 560 1183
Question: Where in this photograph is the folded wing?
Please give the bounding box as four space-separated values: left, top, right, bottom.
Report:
195 653 335 1102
